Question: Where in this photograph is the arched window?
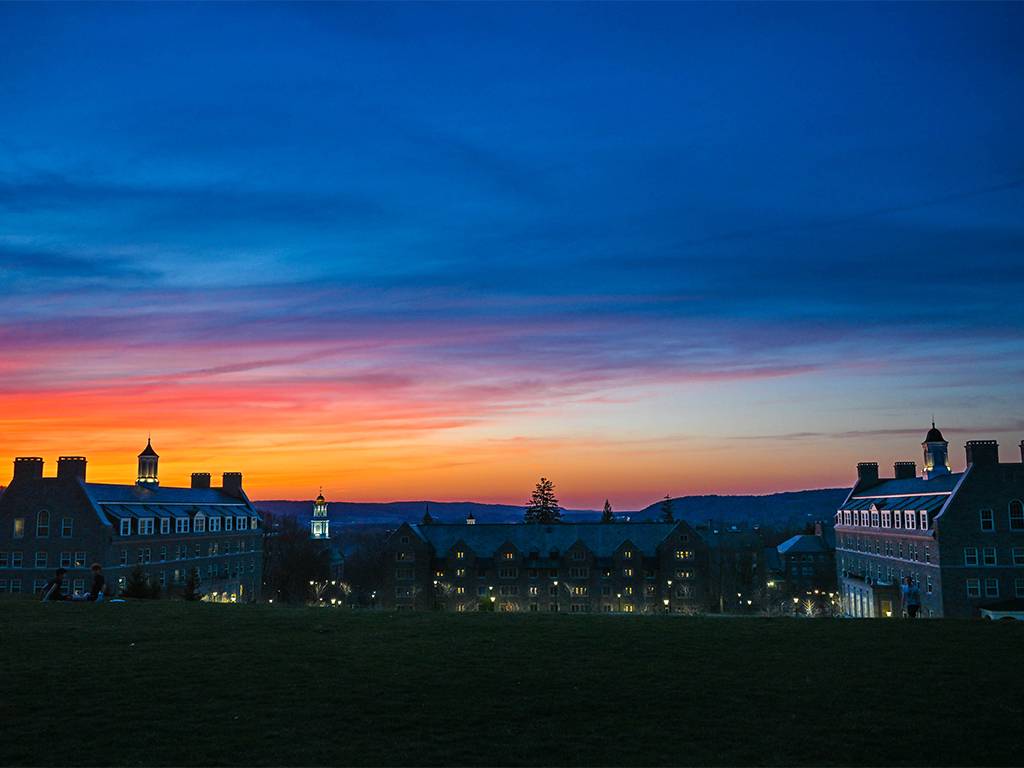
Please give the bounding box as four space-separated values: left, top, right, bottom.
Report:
1010 500 1024 531
36 510 50 538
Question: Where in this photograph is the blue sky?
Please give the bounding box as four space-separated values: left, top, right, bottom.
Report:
1 3 1022 504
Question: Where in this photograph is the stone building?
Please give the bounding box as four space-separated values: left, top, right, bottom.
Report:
0 441 263 601
381 518 707 613
835 425 1024 618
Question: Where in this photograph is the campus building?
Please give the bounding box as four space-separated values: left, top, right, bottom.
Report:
835 425 1024 618
382 518 707 613
0 441 263 601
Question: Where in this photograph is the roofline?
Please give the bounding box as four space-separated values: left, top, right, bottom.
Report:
933 463 972 525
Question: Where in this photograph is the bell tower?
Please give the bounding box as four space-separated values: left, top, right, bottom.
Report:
922 421 950 479
137 438 159 487
311 488 329 539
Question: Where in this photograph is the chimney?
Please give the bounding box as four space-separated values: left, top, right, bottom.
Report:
222 472 243 498
965 440 999 467
12 457 44 483
856 462 879 485
466 512 476 525
893 461 916 480
191 472 211 490
57 456 87 482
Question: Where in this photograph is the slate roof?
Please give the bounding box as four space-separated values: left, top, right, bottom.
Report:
777 534 831 555
842 472 962 513
410 522 680 558
80 481 256 522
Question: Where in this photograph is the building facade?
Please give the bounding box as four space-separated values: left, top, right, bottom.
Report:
0 442 263 601
382 519 707 613
835 425 1024 618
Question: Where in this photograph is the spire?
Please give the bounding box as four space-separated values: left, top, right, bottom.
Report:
136 437 159 486
922 421 950 479
311 486 329 538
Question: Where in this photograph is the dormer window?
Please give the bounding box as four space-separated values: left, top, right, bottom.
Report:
237 516 247 531
225 516 233 532
139 518 154 535
210 517 221 532
193 515 206 533
160 518 170 534
455 550 465 560
503 552 515 560
623 550 633 559
120 518 131 536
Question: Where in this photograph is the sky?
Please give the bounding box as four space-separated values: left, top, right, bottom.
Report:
1 3 1023 508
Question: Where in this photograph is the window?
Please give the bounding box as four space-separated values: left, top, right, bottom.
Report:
622 568 633 577
158 517 169 534
394 567 414 581
501 551 514 560
13 518 25 539
966 578 981 598
675 550 693 560
499 585 519 596
395 552 408 562
35 551 47 568
60 552 72 568
572 550 586 561
528 585 539 596
894 512 902 530
61 517 73 537
1013 548 1024 567
455 550 465 560
175 518 190 534
569 567 589 579
843 511 851 525
980 509 995 532
9 579 21 593
193 516 205 533
251 516 259 530
982 547 997 567
498 567 518 579
33 579 47 594
904 511 916 530
11 552 23 568
984 578 999 598
120 518 131 536
919 511 928 530
143 548 151 564
210 517 222 532
853 512 860 526
571 585 588 596
455 586 465 595
549 603 559 612
237 516 247 531
871 511 879 527
1016 579 1024 599
224 516 233 532
36 511 50 538
622 550 633 559
139 518 154 535
882 511 891 528
1010 501 1024 531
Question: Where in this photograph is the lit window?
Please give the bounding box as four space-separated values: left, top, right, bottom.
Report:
13 518 25 539
622 568 633 577
503 552 514 560
61 517 73 537
675 550 692 560
455 550 465 560
623 550 633 559
1009 501 1024 531
36 511 50 538
980 509 995 532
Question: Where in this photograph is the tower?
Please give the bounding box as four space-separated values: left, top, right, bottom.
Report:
922 421 950 479
137 438 159 487
311 488 329 539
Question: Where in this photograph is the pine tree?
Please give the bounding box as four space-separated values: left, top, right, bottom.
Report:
661 494 675 523
601 499 614 523
182 568 202 601
525 477 561 524
421 503 433 525
124 565 152 599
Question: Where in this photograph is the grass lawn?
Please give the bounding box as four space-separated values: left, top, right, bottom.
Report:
2 602 1022 767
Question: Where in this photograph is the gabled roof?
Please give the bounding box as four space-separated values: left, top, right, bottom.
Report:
410 522 681 558
777 534 830 555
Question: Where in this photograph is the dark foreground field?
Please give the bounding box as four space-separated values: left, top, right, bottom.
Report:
2 603 1022 767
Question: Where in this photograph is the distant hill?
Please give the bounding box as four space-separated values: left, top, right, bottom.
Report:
256 488 849 529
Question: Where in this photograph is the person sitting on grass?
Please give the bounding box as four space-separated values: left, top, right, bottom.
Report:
40 568 69 602
85 563 106 602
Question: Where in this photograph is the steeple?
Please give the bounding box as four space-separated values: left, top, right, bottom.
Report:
922 421 950 479
311 487 329 539
137 438 159 487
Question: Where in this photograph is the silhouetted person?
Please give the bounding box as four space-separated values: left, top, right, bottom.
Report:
40 568 68 601
902 576 921 618
86 563 106 602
